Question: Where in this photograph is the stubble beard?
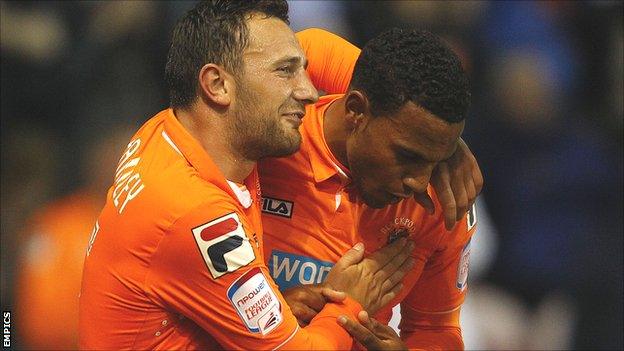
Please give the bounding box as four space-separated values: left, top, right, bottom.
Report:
229 86 301 161
352 175 385 209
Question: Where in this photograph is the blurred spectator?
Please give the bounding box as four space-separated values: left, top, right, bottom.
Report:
1 1 174 341
13 126 133 349
0 125 60 314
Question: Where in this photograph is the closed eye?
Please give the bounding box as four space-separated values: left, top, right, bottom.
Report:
398 149 423 162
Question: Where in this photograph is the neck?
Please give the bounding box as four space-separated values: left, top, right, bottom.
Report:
323 96 350 168
175 107 255 183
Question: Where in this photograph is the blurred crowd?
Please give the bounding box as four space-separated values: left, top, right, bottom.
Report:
1 1 622 349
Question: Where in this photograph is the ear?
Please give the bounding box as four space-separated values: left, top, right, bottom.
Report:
198 63 233 107
344 90 371 132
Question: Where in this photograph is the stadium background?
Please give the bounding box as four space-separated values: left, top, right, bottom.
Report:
1 1 622 349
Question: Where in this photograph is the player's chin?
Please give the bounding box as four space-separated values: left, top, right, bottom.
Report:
361 191 388 209
267 134 301 158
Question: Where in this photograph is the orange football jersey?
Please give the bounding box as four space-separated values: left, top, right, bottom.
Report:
79 108 361 350
258 29 477 349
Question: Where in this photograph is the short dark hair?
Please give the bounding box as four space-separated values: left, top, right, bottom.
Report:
351 28 470 123
165 0 289 108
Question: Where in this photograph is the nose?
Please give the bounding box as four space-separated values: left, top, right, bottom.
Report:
293 71 319 105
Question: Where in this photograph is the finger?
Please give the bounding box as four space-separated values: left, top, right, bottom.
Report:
431 163 457 231
365 237 408 272
380 257 415 293
321 287 346 303
464 171 477 209
304 288 330 312
357 310 373 328
337 315 380 349
413 191 434 215
460 138 484 195
358 312 388 336
291 304 320 326
377 282 404 310
333 242 365 271
373 242 414 282
450 167 469 222
473 160 484 195
285 285 327 312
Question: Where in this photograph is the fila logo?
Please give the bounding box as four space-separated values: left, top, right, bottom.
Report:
261 197 294 218
192 213 256 279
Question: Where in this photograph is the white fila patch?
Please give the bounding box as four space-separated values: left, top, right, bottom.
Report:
456 238 471 291
261 197 294 218
192 213 256 279
227 267 283 335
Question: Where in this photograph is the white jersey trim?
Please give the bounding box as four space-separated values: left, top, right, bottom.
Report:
227 180 253 209
161 130 182 156
412 304 462 314
273 324 300 350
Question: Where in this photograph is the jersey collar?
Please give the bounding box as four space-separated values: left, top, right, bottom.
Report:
162 108 257 209
303 95 351 185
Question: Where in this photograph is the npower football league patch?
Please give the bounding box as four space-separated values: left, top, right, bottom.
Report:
227 267 283 335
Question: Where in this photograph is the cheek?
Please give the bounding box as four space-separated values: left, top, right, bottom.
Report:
257 79 289 105
359 145 399 176
350 144 397 183
243 76 284 108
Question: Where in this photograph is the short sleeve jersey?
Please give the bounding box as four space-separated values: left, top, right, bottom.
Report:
260 95 476 318
259 28 477 347
79 109 361 350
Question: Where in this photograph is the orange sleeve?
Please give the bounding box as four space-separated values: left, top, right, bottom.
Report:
399 203 477 350
297 28 361 94
145 199 359 350
399 309 464 350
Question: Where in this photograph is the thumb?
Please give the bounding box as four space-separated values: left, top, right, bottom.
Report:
334 242 365 270
321 287 346 303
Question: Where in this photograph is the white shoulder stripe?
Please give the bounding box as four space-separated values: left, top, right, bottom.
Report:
273 324 300 350
161 130 182 156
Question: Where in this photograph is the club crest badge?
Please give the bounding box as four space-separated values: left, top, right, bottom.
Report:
380 217 416 244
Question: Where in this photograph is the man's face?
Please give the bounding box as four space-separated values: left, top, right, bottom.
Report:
229 15 318 160
346 101 464 208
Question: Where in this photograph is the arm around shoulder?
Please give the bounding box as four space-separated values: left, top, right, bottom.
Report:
297 28 361 94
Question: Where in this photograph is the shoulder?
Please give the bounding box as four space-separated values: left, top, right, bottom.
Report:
104 133 236 236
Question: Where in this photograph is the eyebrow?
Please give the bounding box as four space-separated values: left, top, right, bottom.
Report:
274 56 308 70
399 147 433 162
397 143 458 163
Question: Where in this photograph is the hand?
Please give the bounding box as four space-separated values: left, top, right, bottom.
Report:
338 310 407 350
423 138 483 230
324 239 415 315
282 283 346 327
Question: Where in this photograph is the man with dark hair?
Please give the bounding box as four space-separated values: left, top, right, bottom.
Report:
79 1 415 349
261 27 479 349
